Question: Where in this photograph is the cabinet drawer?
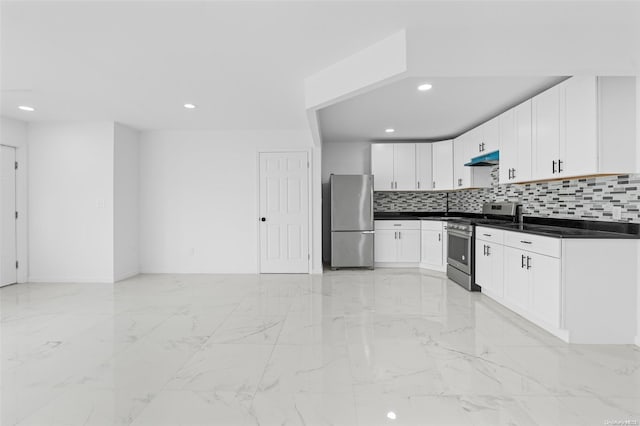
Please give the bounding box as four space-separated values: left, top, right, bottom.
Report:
421 220 444 231
504 231 561 258
476 227 504 245
375 220 421 230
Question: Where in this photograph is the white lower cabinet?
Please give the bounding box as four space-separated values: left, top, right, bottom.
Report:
420 220 446 271
529 252 561 328
374 230 398 263
475 239 504 299
374 221 420 265
477 228 640 343
503 246 561 328
397 229 421 262
503 246 532 311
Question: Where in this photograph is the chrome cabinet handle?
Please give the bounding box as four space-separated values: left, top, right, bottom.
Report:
486 245 490 256
417 181 420 189
521 254 526 268
526 256 531 269
520 240 532 244
512 168 516 179
483 244 487 256
398 231 401 240
483 233 491 237
552 160 557 174
394 231 397 239
391 181 394 189
432 181 436 188
558 159 563 173
438 233 441 242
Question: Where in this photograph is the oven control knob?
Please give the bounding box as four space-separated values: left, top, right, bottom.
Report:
462 255 466 260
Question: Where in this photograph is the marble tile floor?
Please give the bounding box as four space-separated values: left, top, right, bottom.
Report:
1 269 639 425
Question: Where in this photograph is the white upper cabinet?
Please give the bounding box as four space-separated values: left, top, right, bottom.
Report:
499 99 532 184
532 84 561 181
453 134 471 189
371 143 395 191
371 143 416 191
431 140 454 190
415 143 433 191
481 116 500 154
531 76 637 181
468 117 500 155
561 76 598 178
394 143 417 190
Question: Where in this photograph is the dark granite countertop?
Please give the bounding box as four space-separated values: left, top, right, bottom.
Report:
374 212 484 221
478 216 640 239
374 212 640 239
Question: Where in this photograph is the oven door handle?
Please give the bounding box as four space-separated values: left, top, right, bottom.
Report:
447 229 473 238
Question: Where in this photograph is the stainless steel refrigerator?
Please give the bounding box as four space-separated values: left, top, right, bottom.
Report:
330 174 374 269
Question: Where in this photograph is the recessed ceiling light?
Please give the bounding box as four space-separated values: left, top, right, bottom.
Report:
387 411 397 420
183 103 196 109
417 83 433 91
18 105 35 112
385 128 395 133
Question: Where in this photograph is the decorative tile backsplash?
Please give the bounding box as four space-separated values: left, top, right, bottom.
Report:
374 191 447 212
374 166 640 223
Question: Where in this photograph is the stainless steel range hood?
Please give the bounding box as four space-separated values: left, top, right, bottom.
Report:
464 150 499 167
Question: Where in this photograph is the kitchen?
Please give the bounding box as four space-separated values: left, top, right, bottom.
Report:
2 1 640 424
323 75 639 344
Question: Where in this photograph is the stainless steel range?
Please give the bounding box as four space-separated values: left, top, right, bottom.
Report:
446 202 520 291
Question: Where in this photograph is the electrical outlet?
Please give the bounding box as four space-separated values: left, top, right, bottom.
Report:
613 206 622 220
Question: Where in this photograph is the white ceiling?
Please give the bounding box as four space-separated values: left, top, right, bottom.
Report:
318 76 566 142
1 1 639 132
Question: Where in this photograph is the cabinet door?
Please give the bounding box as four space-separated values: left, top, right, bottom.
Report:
453 135 471 189
394 144 417 190
432 140 453 190
421 229 443 266
415 144 433 191
475 241 491 290
397 229 421 262
561 76 598 178
371 144 395 191
374 230 397 262
482 116 500 153
532 85 561 180
529 253 561 327
515 100 533 182
503 247 530 312
499 108 517 184
488 243 504 299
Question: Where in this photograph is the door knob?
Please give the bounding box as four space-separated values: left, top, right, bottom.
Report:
261 217 266 222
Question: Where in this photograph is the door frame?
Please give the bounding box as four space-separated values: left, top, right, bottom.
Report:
256 148 312 274
0 144 18 286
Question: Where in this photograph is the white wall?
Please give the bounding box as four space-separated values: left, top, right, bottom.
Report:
28 123 115 282
637 76 640 347
321 141 371 262
114 123 139 281
139 130 321 274
0 116 29 283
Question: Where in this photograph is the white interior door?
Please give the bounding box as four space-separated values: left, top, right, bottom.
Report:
259 152 309 273
0 146 17 287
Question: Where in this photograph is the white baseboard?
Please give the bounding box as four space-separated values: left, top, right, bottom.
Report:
28 276 114 284
114 271 139 282
419 262 446 272
375 262 420 268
